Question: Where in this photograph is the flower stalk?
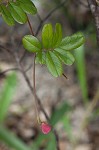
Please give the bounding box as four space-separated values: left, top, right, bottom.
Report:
27 16 51 134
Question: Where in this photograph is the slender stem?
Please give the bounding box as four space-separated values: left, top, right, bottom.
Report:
26 15 60 150
0 68 19 76
27 16 34 36
33 54 41 124
35 0 68 36
27 16 41 123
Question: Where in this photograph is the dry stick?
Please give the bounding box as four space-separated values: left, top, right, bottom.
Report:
27 16 60 150
0 68 19 76
87 0 99 46
0 62 35 76
0 44 14 57
62 73 68 79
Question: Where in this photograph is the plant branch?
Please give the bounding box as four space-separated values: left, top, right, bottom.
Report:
27 16 60 150
33 53 41 123
0 44 14 57
27 16 40 122
35 0 68 36
0 68 19 76
0 10 61 150
87 0 99 46
27 16 34 36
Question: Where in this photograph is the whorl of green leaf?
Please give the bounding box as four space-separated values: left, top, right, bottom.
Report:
52 23 62 47
42 23 62 49
22 23 85 77
42 24 53 49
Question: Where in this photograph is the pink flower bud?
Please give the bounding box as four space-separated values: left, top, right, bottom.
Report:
41 122 51 134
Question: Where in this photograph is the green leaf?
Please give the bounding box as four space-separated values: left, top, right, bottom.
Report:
52 23 62 47
0 73 17 122
59 32 85 51
54 48 75 65
46 51 63 77
0 125 32 150
35 51 46 64
0 5 15 26
22 35 42 52
42 24 53 49
50 102 71 126
8 2 27 24
16 0 37 15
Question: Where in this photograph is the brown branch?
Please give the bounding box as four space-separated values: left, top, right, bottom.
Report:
62 73 68 79
87 0 99 46
35 0 68 36
0 44 14 57
27 16 34 36
0 62 34 76
0 68 19 76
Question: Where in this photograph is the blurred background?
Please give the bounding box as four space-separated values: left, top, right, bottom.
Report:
0 0 99 150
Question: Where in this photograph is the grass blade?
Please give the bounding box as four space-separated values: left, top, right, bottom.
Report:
0 125 32 150
74 45 88 104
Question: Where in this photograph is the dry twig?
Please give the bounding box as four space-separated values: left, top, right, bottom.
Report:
87 0 99 46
